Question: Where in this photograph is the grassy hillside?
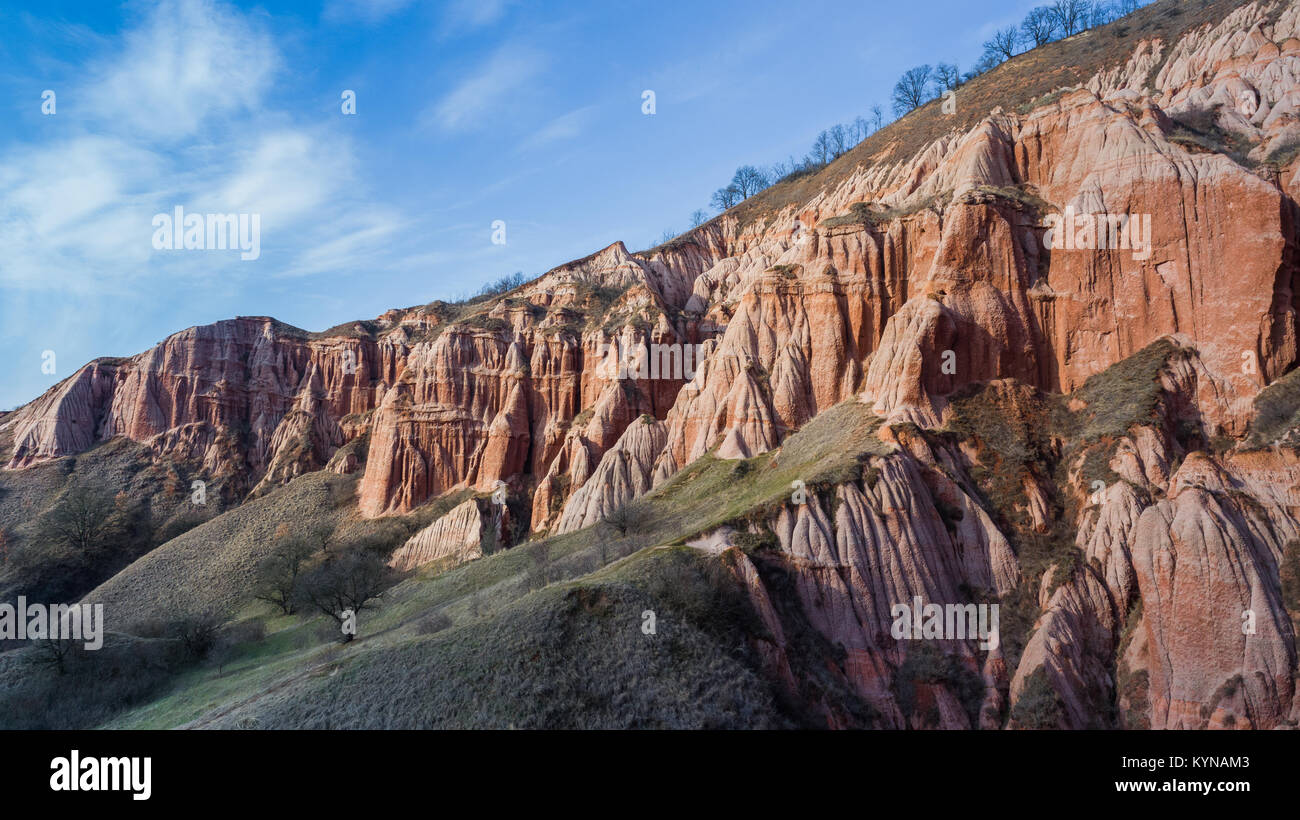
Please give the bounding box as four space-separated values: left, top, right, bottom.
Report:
9 400 886 729
83 470 472 626
0 437 229 605
1247 366 1300 448
194 548 790 729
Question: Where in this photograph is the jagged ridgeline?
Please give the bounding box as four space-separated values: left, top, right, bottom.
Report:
2 0 1300 728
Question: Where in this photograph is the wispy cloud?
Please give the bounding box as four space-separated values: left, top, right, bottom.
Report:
216 130 356 225
439 0 515 34
516 104 597 153
279 207 407 278
0 0 405 295
85 0 278 140
423 46 546 132
0 136 168 290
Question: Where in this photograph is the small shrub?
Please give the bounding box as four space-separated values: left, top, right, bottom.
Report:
893 642 985 728
603 503 650 536
1280 540 1300 614
170 613 226 660
416 612 455 635
1011 667 1063 728
732 528 779 554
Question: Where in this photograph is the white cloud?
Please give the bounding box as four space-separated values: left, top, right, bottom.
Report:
0 137 166 290
0 0 401 294
0 0 513 410
216 131 355 225
85 0 279 140
424 47 546 132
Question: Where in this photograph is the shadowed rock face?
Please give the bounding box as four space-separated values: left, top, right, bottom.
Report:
387 497 511 573
4 0 1300 729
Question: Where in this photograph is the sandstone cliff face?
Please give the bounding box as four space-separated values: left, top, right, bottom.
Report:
387 497 510 573
5 318 397 487
4 0 1300 729
555 415 666 534
679 343 1300 728
356 306 692 521
742 429 1020 728
12 0 1298 522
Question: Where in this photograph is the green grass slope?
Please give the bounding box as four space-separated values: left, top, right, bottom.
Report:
89 400 886 729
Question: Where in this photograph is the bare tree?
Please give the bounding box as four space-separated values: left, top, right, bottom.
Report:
298 548 391 642
170 613 225 660
730 165 770 198
850 116 870 144
828 124 848 158
1020 6 1059 46
933 63 961 93
711 184 742 211
30 637 78 676
688 209 708 228
810 131 834 165
38 483 119 555
892 64 935 116
478 271 527 297
982 26 1020 63
970 52 1000 78
1088 0 1120 27
305 523 335 554
870 104 885 132
1049 0 1089 36
603 503 650 537
255 535 315 615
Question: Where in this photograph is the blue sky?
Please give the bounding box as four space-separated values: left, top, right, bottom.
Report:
0 0 1043 410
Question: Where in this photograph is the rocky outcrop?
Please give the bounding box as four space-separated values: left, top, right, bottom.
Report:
555 415 666 534
13 0 1299 517
737 430 1021 728
5 318 395 488
357 316 690 520
387 497 510 572
1124 454 1299 729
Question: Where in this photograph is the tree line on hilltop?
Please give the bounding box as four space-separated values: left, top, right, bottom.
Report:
658 0 1146 243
